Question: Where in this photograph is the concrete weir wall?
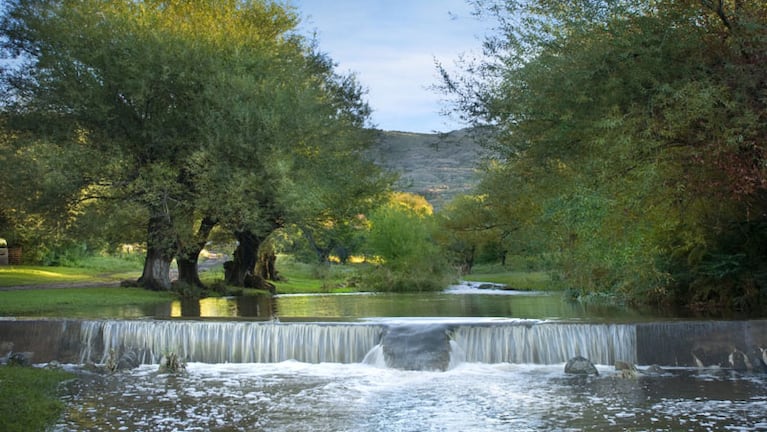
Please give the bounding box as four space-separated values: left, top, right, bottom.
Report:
0 319 84 363
636 320 767 369
0 318 766 368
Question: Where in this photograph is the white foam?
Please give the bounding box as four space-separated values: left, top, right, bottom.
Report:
445 281 549 296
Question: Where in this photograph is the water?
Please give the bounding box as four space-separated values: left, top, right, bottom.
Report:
158 283 660 321
21 282 662 321
55 362 767 431
3 281 765 431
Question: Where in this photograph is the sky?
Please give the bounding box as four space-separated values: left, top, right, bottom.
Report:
290 0 489 133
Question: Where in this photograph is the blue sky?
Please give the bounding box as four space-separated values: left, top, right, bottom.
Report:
290 0 488 133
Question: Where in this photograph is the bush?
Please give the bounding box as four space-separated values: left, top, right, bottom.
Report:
360 203 454 292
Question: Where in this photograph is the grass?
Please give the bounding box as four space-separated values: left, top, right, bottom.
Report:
196 255 359 295
467 263 554 291
0 255 142 287
0 366 75 432
0 266 109 286
272 257 360 294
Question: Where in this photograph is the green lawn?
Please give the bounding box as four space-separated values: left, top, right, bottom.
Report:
0 255 142 287
0 266 108 286
0 366 75 432
466 265 553 291
271 258 360 294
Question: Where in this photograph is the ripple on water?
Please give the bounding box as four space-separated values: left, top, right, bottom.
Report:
54 363 767 432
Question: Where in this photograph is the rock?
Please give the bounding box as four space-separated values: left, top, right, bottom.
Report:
727 349 753 371
381 324 452 371
159 352 186 374
642 364 666 375
615 361 638 379
117 349 141 371
565 356 599 375
615 360 637 372
8 351 33 367
476 283 509 290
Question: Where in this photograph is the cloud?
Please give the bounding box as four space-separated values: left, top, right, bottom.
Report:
291 0 487 133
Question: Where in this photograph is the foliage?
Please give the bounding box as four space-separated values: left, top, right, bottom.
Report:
360 194 454 291
0 366 74 432
442 0 767 311
435 194 501 273
0 0 389 290
271 255 359 294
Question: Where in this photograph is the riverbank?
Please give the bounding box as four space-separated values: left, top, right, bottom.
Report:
0 365 75 432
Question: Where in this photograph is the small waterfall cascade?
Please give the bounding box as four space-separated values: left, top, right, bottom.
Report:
452 322 637 365
79 320 384 365
3 318 763 368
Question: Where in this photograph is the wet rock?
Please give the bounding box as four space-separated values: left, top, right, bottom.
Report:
615 360 638 379
565 356 599 375
757 347 767 372
642 364 666 375
382 324 452 371
476 283 509 290
46 360 63 370
727 349 753 371
159 352 186 374
7 351 33 367
117 349 142 371
614 360 637 372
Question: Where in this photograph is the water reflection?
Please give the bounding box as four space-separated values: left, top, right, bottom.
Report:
160 290 659 322
168 296 274 319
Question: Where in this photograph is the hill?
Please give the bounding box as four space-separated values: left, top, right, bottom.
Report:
368 129 485 209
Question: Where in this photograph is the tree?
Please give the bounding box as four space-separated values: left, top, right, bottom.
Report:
2 0 290 288
361 192 452 292
2 0 388 293
442 0 767 309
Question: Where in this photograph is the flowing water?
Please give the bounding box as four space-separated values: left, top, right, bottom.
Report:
55 362 767 431
2 282 765 431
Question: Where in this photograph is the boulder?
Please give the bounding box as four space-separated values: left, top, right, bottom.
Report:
381 324 452 371
615 360 638 379
565 356 599 375
117 349 142 371
7 351 33 367
642 364 666 375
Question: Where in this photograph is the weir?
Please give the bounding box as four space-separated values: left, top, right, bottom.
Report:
1 319 766 371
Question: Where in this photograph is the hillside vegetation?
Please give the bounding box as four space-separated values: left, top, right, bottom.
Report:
369 129 484 209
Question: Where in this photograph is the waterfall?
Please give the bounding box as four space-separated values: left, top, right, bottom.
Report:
452 322 637 365
79 320 384 365
4 318 762 368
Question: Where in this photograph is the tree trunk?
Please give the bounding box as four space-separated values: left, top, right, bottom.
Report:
176 253 202 287
256 247 279 281
225 230 261 286
139 246 172 291
176 217 217 288
138 212 175 291
301 225 333 265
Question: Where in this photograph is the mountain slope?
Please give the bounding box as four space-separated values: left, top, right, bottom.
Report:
368 129 484 209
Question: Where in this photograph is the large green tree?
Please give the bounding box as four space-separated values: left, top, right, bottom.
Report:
1 0 387 291
443 0 767 310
